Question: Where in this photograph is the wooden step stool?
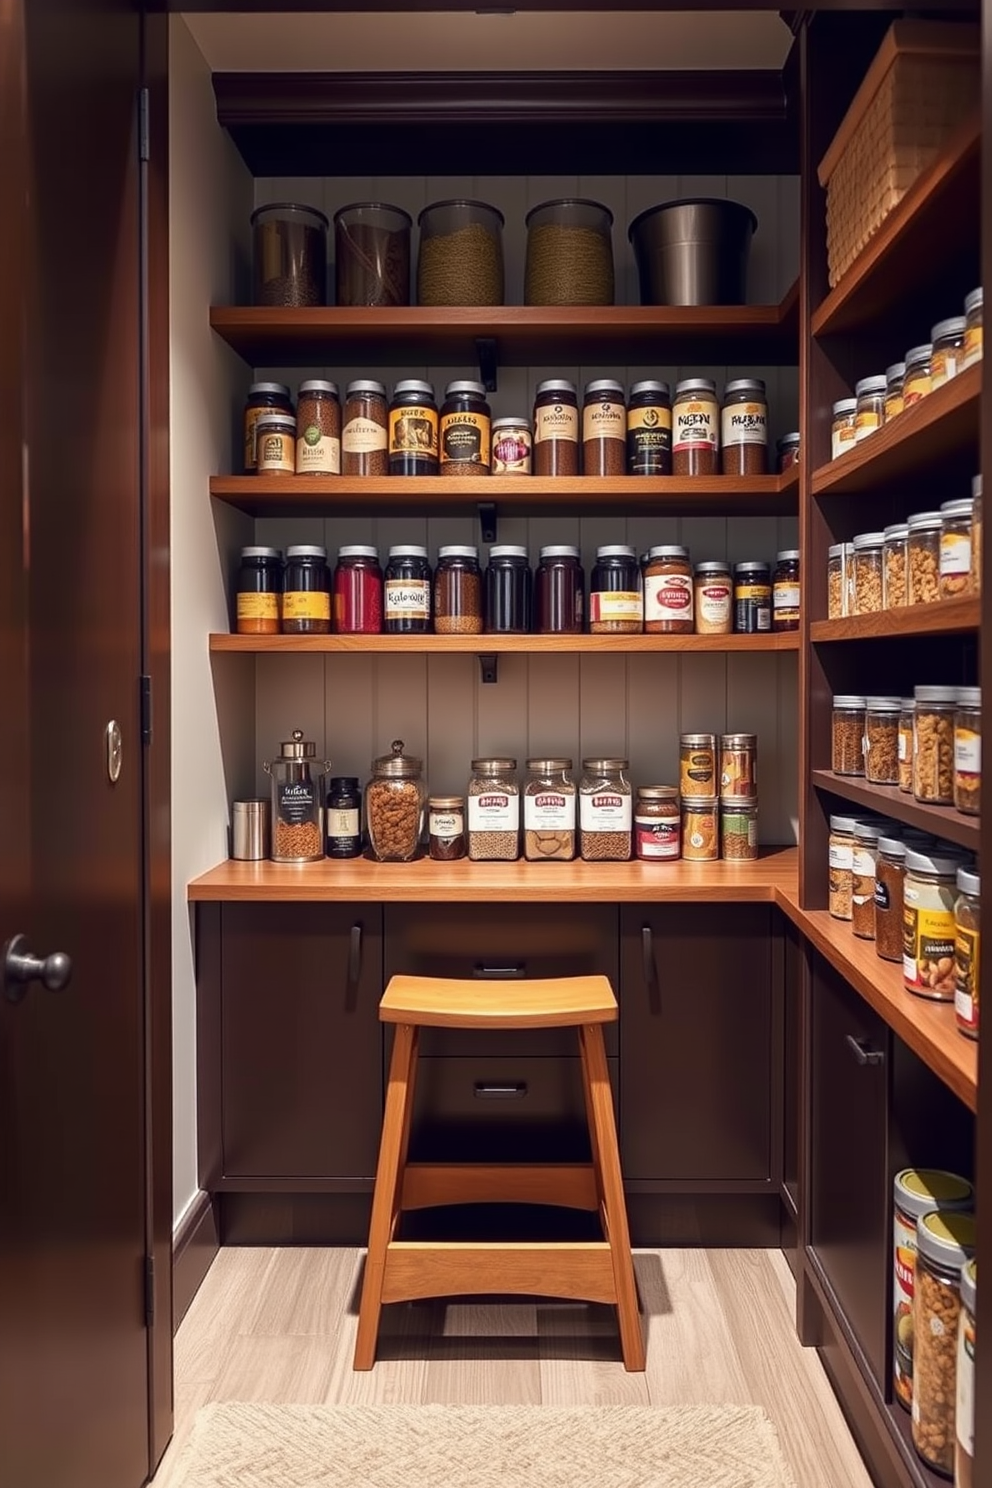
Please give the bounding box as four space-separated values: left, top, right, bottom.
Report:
353 973 645 1372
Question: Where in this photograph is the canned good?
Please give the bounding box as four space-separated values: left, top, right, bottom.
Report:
681 797 719 861
721 799 758 859
892 1169 973 1411
679 734 716 797
719 734 757 800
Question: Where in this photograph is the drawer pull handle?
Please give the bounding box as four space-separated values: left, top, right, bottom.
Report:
846 1034 883 1067
345 923 362 1010
474 1082 527 1099
641 925 661 1014
474 963 525 980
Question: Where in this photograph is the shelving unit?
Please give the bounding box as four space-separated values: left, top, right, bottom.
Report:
210 631 800 656
809 770 978 850
810 596 979 642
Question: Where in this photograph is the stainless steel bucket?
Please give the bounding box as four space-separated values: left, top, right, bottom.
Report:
628 198 757 306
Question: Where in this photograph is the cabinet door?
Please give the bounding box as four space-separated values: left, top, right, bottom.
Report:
620 905 773 1181
220 904 382 1179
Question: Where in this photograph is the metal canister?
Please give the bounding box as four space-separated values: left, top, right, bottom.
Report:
679 733 716 798
719 733 757 800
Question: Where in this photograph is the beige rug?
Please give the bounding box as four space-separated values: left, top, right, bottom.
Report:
170 1401 798 1487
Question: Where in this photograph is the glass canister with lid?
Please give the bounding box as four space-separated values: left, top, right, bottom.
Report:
439 380 491 475
904 343 933 406
854 374 887 441
694 561 733 635
627 381 672 474
831 398 858 460
236 546 282 635
532 379 579 476
244 381 293 472
589 545 642 633
523 757 577 862
295 380 341 475
853 531 884 614
955 1258 978 1487
851 819 879 940
579 758 632 861
342 380 388 476
913 685 957 804
875 835 907 963
885 361 906 421
283 545 331 634
908 511 943 605
388 380 439 475
644 545 693 633
954 685 981 816
963 286 983 369
428 796 466 861
930 315 967 388
899 697 915 792
720 378 767 475
954 864 980 1040
939 497 973 598
971 473 982 595
384 545 432 633
772 551 800 631
892 1168 974 1412
883 523 909 608
434 546 483 635
828 813 857 920
334 545 382 634
524 197 615 307
827 543 846 618
485 545 531 633
582 379 627 476
672 378 719 476
255 412 297 474
864 697 901 784
903 846 961 999
365 739 427 862
467 757 520 861
912 1210 978 1476
831 695 866 776
536 545 584 634
733 561 771 633
263 728 331 863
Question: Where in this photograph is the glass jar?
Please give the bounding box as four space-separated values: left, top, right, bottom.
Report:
831 398 858 460
439 380 491 475
721 378 767 475
251 201 327 307
532 379 579 477
904 343 932 407
955 1258 977 1486
913 1211 978 1476
721 799 759 860
899 697 915 793
523 758 576 862
384 545 431 634
913 685 957 804
589 545 642 634
634 786 680 861
864 697 901 784
672 378 719 477
954 865 980 1040
694 561 733 635
852 531 884 614
908 511 943 605
884 361 906 421
852 819 879 940
971 474 982 594
365 739 426 862
733 562 771 633
434 546 482 636
283 545 331 634
467 757 519 861
255 412 297 475
954 685 981 816
428 795 466 862
388 380 438 475
832 696 866 776
772 550 800 631
939 497 973 598
828 814 857 919
682 798 719 862
827 543 846 619
777 432 801 471
325 776 362 858
875 835 907 963
333 545 382 634
579 758 632 862
342 380 389 476
295 380 341 475
627 381 672 475
854 375 886 441
236 546 282 636
892 1169 974 1412
485 545 531 633
243 382 293 473
491 417 532 476
720 734 757 801
524 197 614 307
536 546 584 634
963 286 983 369
680 734 716 799
417 198 504 307
883 523 909 608
644 546 693 634
903 847 961 999
930 315 967 389
582 379 626 476
333 201 411 307
263 729 330 863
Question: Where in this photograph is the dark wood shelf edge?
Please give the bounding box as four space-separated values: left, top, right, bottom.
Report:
810 771 978 850
809 596 980 641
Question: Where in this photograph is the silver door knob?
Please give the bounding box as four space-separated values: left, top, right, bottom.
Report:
2 935 73 1003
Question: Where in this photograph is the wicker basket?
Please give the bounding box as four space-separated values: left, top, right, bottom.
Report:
818 21 979 288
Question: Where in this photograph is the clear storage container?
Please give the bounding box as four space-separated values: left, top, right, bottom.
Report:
913 1211 977 1475
524 198 614 306
252 202 327 307
417 199 504 306
883 524 909 608
853 531 884 613
334 202 411 307
908 511 943 605
364 739 426 863
263 728 331 863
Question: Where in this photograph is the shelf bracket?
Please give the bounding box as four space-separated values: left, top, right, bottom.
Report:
478 654 499 685
475 337 498 392
477 501 498 545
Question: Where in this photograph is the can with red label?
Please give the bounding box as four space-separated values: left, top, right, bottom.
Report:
892 1168 973 1410
644 545 693 633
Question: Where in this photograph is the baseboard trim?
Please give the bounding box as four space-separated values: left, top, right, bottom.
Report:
173 1190 220 1333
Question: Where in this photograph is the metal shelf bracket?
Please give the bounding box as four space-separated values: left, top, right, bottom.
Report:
478 654 499 684
475 336 498 392
477 501 498 544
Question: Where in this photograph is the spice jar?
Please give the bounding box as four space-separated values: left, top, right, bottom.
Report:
680 734 716 798
325 776 362 858
536 546 584 634
908 511 943 605
885 362 906 422
439 380 491 475
831 695 866 775
491 417 532 476
532 380 579 477
955 1259 977 1486
255 412 297 475
852 531 884 614
672 379 719 477
342 380 388 476
627 381 672 475
930 315 966 389
295 380 341 475
263 728 330 864
772 550 800 631
333 545 382 634
634 786 680 861
365 740 426 863
682 798 719 862
854 375 887 441
954 685 981 816
644 546 693 633
913 1211 978 1476
899 697 915 793
428 796 466 862
384 545 431 634
720 734 757 800
903 846 961 999
579 758 632 861
733 562 771 633
864 697 901 784
467 757 519 861
828 814 856 920
434 546 482 635
963 286 983 369
485 545 531 633
720 379 767 475
827 543 846 619
777 433 801 472
694 562 732 635
582 379 626 476
939 497 973 598
852 819 879 940
388 381 438 475
875 835 907 963
883 524 909 608
831 398 858 460
283 545 331 634
971 474 982 594
721 799 758 860
523 758 576 862
904 343 932 407
954 865 980 1040
892 1169 974 1412
243 382 293 473
913 685 957 804
589 545 642 634
236 546 282 636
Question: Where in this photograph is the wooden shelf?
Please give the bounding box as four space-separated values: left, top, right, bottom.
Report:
810 596 980 641
210 631 801 656
810 363 980 497
210 472 797 519
810 770 978 850
812 113 980 339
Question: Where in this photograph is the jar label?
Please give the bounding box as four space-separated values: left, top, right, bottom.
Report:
327 807 359 837
831 425 857 460
893 1204 918 1408
580 792 632 832
721 401 767 447
635 818 680 859
492 428 532 474
903 371 931 405
874 878 891 911
430 809 464 839
940 530 970 577
955 1299 976 1458
903 902 956 995
720 748 756 796
852 846 875 878
524 792 576 832
643 572 693 623
389 406 439 458
244 406 266 469
468 793 519 832
930 347 961 388
627 405 671 435
885 393 905 420
683 810 718 859
257 432 295 472
828 842 853 871
589 590 642 622
854 409 882 441
734 584 771 632
963 325 982 368
954 725 981 777
296 430 341 474
283 590 331 621
342 416 388 453
385 580 430 620
681 752 715 794
898 724 911 762
277 781 316 825
237 592 279 620
722 810 757 849
955 923 979 1030
773 582 801 615
582 399 625 443
440 412 491 467
673 398 718 452
534 403 578 444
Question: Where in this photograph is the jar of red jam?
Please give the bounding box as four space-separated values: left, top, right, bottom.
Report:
333 545 383 633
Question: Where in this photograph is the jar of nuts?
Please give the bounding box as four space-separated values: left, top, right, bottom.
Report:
365 739 426 862
898 698 915 792
263 728 331 863
523 758 576 861
892 1169 974 1413
828 815 857 920
851 818 879 940
913 685 957 804
827 543 846 619
939 497 974 599
954 686 981 816
831 695 866 776
912 1210 977 1476
903 847 961 1000
864 697 901 784
852 531 884 614
467 757 520 861
883 524 909 608
579 758 632 861
908 511 943 605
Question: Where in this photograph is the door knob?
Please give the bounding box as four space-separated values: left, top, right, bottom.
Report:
2 935 73 1003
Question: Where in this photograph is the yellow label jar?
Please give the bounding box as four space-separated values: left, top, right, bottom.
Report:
954 864 980 1040
930 315 966 389
963 286 983 369
831 398 857 460
903 343 932 407
681 797 718 861
903 847 960 1000
854 374 886 441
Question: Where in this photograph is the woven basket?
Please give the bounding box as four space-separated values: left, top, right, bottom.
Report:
818 22 979 288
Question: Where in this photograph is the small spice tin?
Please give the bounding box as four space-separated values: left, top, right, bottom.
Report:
491 417 532 475
680 733 716 797
428 796 466 861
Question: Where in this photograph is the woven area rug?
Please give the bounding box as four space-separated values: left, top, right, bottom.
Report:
170 1401 798 1488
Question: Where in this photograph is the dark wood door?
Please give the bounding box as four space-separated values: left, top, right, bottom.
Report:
0 3 153 1485
620 905 774 1181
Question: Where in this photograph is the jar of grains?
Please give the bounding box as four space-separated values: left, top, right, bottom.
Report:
644 546 693 633
720 734 757 800
532 379 579 476
342 380 389 476
582 379 626 475
908 511 943 605
963 286 983 368
883 524 909 608
579 758 632 861
854 375 887 441
971 474 982 594
832 695 866 775
263 729 330 864
903 847 961 999
467 757 519 861
325 776 362 859
523 758 577 862
828 814 857 920
899 698 915 792
930 315 967 389
244 382 293 473
295 380 341 474
251 202 327 307
853 531 884 613
721 799 759 860
255 412 297 474
680 733 716 798
892 1169 974 1412
388 380 439 475
428 796 466 862
417 199 504 307
864 697 901 784
434 546 483 635
236 546 282 636
627 381 672 474
682 798 719 862
852 819 879 940
875 835 907 963
523 198 614 307
283 545 331 634
491 417 532 475
885 362 906 421
772 550 801 631
590 545 642 633
955 1258 977 1487
485 545 531 633
440 380 491 475
333 545 382 634
634 786 680 861
733 562 771 633
721 378 767 475
827 543 846 618
384 545 431 634
913 685 956 804
939 497 973 598
954 685 981 816
954 864 980 1040
536 546 584 634
365 740 426 863
672 379 719 476
694 562 733 635
912 1211 977 1476
777 432 801 471
831 398 858 460
904 343 933 407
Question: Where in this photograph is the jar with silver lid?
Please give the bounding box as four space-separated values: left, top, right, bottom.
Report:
954 684 980 816
852 531 884 614
885 361 906 421
939 497 973 598
263 728 331 864
854 375 887 441
627 380 671 474
904 343 932 406
467 757 520 861
831 398 857 460
582 378 626 475
523 757 576 861
903 846 961 999
913 685 957 804
720 378 767 475
930 315 967 389
883 523 909 608
963 286 983 369
579 758 632 861
913 1211 978 1475
672 378 719 477
365 739 426 862
908 511 943 605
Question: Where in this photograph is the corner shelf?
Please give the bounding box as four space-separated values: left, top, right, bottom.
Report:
810 770 978 850
210 631 800 656
809 596 980 641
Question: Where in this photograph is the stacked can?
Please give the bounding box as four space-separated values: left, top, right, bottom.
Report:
720 733 758 860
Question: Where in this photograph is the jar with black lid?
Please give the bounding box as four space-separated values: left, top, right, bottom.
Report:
236 547 282 636
627 381 672 475
434 545 482 635
388 380 438 475
734 562 771 633
590 545 641 633
283 545 330 634
485 545 531 633
384 545 432 633
582 379 626 476
342 380 388 476
325 776 362 858
673 378 719 477
533 379 579 476
721 378 768 475
772 550 800 631
440 380 491 475
536 546 584 634
244 382 293 473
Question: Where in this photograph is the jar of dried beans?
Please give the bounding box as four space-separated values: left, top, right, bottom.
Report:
939 497 973 598
892 1169 974 1413
295 380 341 474
908 512 942 605
903 847 960 1000
672 379 719 477
721 799 758 860
827 543 846 619
589 545 642 633
904 343 933 407
582 379 626 475
634 786 680 861
644 546 693 633
533 380 579 477
342 380 388 476
694 562 732 634
954 864 980 1040
912 1211 977 1476
333 545 382 634
720 378 767 475
930 315 967 389
852 819 879 940
627 381 671 475
263 728 330 864
852 531 884 614
913 686 956 804
828 814 856 920
434 546 483 636
875 835 907 963
579 758 632 861
365 739 426 862
439 381 491 475
831 398 857 460
883 524 909 608
864 697 901 784
854 374 886 441
954 685 981 816
831 695 866 776
523 758 576 862
467 757 520 861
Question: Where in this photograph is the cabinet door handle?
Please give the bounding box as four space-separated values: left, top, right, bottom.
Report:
473 963 525 979
641 925 661 1014
846 1034 884 1067
345 923 362 1010
474 1082 527 1099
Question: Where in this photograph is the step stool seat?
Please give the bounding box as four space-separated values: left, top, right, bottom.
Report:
379 973 618 1028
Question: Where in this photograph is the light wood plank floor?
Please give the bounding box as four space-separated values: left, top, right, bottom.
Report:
151 1246 873 1488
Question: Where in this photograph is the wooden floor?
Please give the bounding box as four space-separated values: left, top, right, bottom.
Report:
151 1246 873 1488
